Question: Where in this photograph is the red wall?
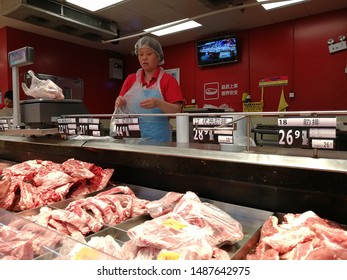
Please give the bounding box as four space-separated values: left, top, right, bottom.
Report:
0 28 10 107
124 8 347 112
1 8 346 114
0 26 122 114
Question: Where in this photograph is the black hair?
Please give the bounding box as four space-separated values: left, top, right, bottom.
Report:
4 90 13 101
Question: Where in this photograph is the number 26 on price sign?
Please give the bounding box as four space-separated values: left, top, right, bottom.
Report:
279 129 308 147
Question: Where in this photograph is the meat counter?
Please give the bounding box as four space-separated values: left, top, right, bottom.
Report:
0 208 115 260
0 133 346 226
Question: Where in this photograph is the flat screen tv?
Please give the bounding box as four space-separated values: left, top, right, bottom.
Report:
196 35 238 67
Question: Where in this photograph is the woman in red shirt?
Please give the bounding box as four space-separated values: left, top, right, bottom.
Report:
114 36 184 142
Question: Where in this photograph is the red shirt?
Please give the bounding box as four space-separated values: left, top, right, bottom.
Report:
119 68 184 104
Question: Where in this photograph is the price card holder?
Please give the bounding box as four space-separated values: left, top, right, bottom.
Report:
278 117 336 150
78 117 101 137
110 117 141 139
192 117 234 144
57 117 78 136
0 118 13 131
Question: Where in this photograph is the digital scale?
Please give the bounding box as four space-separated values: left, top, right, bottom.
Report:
4 46 89 136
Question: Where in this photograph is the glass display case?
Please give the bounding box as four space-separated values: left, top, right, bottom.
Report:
0 209 115 260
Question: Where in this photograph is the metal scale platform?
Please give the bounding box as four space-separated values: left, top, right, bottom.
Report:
2 99 88 136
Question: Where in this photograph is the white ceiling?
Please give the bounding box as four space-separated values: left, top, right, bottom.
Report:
1 0 347 55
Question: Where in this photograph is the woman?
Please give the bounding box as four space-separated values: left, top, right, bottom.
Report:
114 36 184 142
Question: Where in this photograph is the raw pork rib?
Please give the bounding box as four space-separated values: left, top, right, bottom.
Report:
0 158 114 211
247 210 347 260
25 186 149 237
146 191 184 218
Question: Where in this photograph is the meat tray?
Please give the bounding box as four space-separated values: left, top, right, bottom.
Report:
231 212 347 260
0 208 114 260
17 205 56 218
86 213 151 243
86 226 128 244
231 227 261 260
11 184 276 260
231 212 286 260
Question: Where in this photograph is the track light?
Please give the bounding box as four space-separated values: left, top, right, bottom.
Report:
338 35 346 42
327 38 334 45
327 35 347 54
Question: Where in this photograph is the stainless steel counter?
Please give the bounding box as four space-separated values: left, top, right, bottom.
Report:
0 134 346 225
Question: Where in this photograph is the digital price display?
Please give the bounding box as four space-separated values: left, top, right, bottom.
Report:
110 117 141 139
278 117 336 149
8 47 35 67
192 117 234 144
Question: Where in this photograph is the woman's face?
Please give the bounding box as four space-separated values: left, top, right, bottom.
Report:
137 47 159 72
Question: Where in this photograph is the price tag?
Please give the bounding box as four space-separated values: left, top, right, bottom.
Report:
0 118 12 131
57 117 77 135
77 118 101 136
278 117 336 127
192 117 234 144
110 117 141 139
311 139 334 149
278 117 336 149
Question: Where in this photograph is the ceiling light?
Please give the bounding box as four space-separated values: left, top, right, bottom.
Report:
66 0 125 12
327 38 334 45
144 20 202 36
257 0 307 10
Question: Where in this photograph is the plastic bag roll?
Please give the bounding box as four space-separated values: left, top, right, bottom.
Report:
176 114 189 143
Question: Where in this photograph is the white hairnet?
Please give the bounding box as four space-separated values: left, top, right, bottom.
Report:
134 36 165 65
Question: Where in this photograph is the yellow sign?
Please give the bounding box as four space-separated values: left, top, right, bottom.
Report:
259 76 288 87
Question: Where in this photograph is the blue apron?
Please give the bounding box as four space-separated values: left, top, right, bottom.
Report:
124 68 172 142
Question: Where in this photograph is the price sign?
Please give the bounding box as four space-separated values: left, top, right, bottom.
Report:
278 117 336 127
78 117 101 136
192 117 234 144
278 117 336 149
278 128 309 148
0 118 12 131
57 117 77 135
311 139 334 149
110 117 141 139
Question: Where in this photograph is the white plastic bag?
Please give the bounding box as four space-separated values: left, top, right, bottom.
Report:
21 70 64 100
109 107 126 138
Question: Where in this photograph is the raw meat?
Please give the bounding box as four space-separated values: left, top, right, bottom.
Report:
25 186 149 237
146 191 184 218
0 158 114 211
246 210 347 260
172 191 244 246
122 191 242 260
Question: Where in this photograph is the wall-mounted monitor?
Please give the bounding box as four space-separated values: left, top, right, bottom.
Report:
196 35 238 67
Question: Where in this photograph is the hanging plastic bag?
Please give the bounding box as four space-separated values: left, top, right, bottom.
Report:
109 106 127 138
21 70 64 100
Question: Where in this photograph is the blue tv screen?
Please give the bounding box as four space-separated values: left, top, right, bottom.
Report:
196 35 238 67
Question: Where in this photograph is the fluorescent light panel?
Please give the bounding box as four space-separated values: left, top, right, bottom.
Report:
144 20 202 36
66 0 124 12
257 0 307 10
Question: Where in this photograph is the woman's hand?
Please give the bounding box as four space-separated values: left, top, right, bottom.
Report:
140 97 160 109
115 96 126 108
